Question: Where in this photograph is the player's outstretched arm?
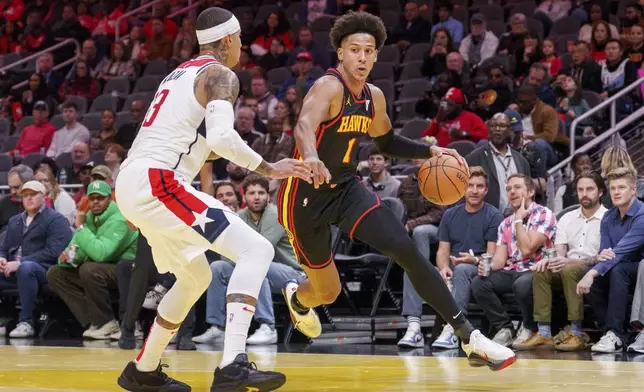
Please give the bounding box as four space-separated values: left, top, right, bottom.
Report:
195 65 311 184
294 76 342 188
367 85 466 166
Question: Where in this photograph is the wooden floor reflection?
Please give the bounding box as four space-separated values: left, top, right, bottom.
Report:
0 343 643 391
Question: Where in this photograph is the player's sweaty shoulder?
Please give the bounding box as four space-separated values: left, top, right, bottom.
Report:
193 64 240 107
308 75 344 100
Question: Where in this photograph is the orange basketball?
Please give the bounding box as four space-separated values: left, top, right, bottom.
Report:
418 155 469 205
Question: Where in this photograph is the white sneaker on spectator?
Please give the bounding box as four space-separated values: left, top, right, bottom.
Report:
110 323 144 341
9 322 34 338
397 328 425 348
512 325 534 348
87 320 120 340
627 331 644 353
83 325 98 338
192 326 224 343
592 331 624 353
432 324 459 349
142 284 167 310
247 324 278 345
492 328 514 347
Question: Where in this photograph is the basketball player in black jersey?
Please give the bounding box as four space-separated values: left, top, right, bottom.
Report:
279 11 517 371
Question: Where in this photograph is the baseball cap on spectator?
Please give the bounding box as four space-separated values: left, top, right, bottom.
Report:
91 165 113 180
20 180 46 194
86 180 112 197
33 101 49 111
471 13 486 24
504 109 524 133
296 52 313 62
443 87 464 104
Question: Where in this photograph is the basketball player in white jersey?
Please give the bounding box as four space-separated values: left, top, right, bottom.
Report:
115 7 310 392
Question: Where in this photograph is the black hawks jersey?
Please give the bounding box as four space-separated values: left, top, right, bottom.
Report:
303 68 375 185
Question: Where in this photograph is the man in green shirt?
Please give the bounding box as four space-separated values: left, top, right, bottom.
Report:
47 180 138 340
192 175 304 345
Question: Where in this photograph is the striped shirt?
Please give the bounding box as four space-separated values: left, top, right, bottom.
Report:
497 202 557 272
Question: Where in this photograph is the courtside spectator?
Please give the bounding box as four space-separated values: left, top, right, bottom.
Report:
525 63 557 108
250 11 294 57
562 41 603 93
251 118 293 163
0 165 33 234
553 153 593 214
577 168 644 353
115 100 146 149
498 13 527 55
391 1 431 50
515 84 560 168
514 33 543 82
75 165 114 227
37 53 64 96
48 180 138 340
214 181 242 213
516 171 606 351
59 141 90 184
248 75 278 122
58 59 99 102
193 176 303 345
46 101 90 158
34 167 76 226
12 101 55 157
466 112 531 215
459 13 498 67
422 87 488 147
471 173 556 348
104 143 125 182
421 28 454 78
0 180 71 338
432 1 463 42
470 64 514 121
362 146 400 199
236 107 262 147
278 52 316 99
288 26 329 69
400 167 503 349
630 261 644 353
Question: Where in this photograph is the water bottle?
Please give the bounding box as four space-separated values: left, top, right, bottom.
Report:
59 168 67 185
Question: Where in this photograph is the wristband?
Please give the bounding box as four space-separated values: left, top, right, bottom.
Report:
514 219 523 225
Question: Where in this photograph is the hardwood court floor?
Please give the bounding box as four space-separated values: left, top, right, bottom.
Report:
0 343 643 391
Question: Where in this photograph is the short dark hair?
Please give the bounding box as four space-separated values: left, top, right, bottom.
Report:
571 152 590 168
574 40 590 50
605 39 623 50
330 11 387 50
574 170 606 195
367 144 387 159
517 83 538 97
437 0 454 12
507 173 535 193
627 3 643 13
196 7 234 32
62 101 78 111
214 181 242 202
241 174 270 193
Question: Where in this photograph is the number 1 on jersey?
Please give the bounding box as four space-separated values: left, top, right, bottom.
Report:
142 89 170 127
342 138 357 164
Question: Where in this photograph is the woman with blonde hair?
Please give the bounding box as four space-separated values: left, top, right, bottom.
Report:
34 167 77 225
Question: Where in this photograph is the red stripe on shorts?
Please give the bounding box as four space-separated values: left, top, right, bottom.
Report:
148 168 208 226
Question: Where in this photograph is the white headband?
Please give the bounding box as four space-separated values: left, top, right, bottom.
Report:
196 15 241 45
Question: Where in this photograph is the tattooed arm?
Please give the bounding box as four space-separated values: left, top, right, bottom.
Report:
193 65 312 182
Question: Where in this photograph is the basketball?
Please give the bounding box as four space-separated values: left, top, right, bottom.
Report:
418 155 469 205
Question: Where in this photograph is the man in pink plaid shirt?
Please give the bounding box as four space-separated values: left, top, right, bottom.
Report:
472 173 556 348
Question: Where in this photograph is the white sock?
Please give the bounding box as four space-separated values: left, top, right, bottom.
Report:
407 316 421 332
219 302 255 368
135 318 178 372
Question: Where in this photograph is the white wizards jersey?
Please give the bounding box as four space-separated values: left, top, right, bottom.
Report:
123 55 222 181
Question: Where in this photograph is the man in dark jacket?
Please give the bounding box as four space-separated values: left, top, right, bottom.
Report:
0 165 33 235
391 1 431 50
466 111 531 215
561 41 602 94
0 181 72 338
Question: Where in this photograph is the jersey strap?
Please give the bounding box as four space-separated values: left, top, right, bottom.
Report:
324 68 369 104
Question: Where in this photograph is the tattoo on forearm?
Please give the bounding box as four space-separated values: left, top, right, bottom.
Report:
226 293 258 307
193 65 240 104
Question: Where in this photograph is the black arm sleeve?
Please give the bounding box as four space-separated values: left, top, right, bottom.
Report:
372 130 432 159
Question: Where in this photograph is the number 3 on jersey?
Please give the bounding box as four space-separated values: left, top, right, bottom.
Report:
142 89 170 127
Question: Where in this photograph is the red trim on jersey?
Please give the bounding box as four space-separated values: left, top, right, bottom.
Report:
148 168 208 226
327 68 367 103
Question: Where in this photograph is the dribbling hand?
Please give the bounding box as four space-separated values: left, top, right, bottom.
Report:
429 145 469 174
304 157 332 189
268 159 314 184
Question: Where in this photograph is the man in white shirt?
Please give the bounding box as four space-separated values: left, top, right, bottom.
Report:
46 101 90 158
515 171 606 351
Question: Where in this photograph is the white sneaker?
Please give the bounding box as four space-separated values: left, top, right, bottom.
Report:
142 284 167 310
86 320 120 340
492 328 514 347
511 325 534 348
83 325 98 338
110 324 144 341
109 329 121 340
0 325 5 336
192 326 224 343
247 324 278 345
432 324 459 349
398 328 425 348
282 281 322 339
591 331 624 353
627 331 644 353
462 330 517 371
9 322 35 338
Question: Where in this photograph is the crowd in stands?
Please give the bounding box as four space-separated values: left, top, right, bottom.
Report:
1 0 644 356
